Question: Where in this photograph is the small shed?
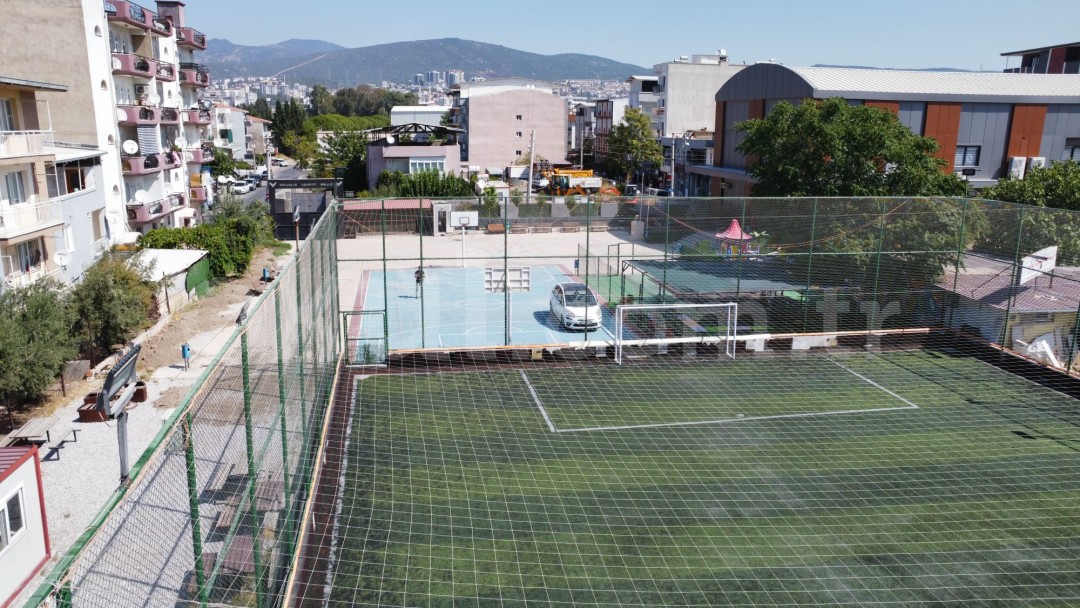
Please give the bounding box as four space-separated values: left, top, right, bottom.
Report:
132 248 211 316
0 446 50 607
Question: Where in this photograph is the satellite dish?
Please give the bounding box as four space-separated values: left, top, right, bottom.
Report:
115 108 127 121
147 94 161 105
122 140 139 155
134 190 148 203
385 134 395 145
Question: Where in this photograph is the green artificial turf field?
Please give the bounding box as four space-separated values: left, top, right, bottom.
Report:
330 349 1080 607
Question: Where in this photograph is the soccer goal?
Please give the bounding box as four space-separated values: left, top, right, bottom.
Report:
614 302 737 364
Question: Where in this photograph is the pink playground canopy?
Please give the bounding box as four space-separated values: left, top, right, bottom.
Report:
716 219 753 241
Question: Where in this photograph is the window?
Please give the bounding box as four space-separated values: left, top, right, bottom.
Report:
515 114 522 120
954 145 980 168
0 98 14 131
409 158 444 173
515 150 522 157
1063 139 1080 162
4 171 27 204
516 131 522 138
0 488 25 554
16 239 44 273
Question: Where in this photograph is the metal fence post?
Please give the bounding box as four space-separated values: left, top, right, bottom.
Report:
182 414 207 606
274 293 293 561
240 333 265 608
802 199 819 333
999 205 1026 347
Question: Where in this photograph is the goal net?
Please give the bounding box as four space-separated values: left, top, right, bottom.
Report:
614 302 737 364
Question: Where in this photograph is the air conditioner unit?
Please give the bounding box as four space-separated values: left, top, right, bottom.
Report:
1027 156 1047 171
1008 156 1027 180
134 85 150 95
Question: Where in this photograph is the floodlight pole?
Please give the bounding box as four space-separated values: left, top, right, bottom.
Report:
95 345 141 485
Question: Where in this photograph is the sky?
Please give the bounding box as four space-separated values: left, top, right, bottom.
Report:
185 0 1080 72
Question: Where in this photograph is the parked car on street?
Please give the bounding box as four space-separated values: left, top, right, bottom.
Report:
230 181 254 194
549 283 602 330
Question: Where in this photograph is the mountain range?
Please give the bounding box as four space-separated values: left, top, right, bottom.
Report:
204 38 648 86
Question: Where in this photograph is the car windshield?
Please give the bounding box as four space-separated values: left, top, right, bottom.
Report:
564 288 596 306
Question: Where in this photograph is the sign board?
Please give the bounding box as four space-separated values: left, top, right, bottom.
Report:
1018 245 1057 285
450 211 479 228
267 178 340 190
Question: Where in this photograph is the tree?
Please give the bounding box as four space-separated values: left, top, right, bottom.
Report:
309 85 335 116
374 171 475 197
736 98 968 197
608 107 662 184
312 131 368 192
207 148 237 178
978 160 1080 264
0 280 77 413
272 98 307 154
243 98 272 121
71 254 157 362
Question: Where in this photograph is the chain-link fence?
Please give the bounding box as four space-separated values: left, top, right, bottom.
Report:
28 207 340 608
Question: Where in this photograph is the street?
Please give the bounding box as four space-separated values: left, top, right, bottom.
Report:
243 163 308 204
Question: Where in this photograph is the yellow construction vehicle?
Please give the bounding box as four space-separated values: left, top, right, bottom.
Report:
543 169 605 196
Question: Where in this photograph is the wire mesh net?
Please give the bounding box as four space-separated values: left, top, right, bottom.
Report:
32 196 1080 607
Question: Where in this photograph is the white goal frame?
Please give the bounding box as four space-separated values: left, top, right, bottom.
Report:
614 302 737 365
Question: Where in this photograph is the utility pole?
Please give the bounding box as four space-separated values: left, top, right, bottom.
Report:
525 129 535 206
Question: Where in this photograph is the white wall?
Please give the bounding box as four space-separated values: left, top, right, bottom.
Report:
0 453 48 607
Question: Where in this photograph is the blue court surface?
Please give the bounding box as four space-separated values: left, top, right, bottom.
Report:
357 265 617 351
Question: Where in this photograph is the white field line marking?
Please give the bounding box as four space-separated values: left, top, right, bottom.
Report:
823 356 921 410
520 369 558 432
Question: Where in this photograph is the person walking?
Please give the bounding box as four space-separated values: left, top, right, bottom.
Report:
414 266 425 298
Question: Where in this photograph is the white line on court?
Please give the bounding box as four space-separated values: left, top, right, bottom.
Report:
519 369 558 432
822 356 921 410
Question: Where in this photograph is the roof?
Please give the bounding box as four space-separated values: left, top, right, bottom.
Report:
246 116 271 124
626 75 659 82
937 254 1080 313
0 75 68 92
391 106 450 113
0 446 35 484
342 199 432 211
133 248 209 281
720 64 1080 104
1001 41 1080 56
716 219 753 241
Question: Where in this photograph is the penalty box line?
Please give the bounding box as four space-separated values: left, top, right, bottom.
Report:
519 360 919 434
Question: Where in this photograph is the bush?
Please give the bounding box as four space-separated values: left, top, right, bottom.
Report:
0 279 77 409
70 254 157 361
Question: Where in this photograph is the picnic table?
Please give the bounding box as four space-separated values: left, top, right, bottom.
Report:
9 415 60 444
255 476 284 511
221 534 255 575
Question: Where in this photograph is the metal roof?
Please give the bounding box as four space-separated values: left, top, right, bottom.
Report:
0 446 35 484
785 66 1080 104
0 75 68 92
1001 41 1080 56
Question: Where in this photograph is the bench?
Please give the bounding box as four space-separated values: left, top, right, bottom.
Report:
509 224 528 234
42 429 80 461
588 224 608 232
182 551 218 600
533 224 553 233
9 415 59 445
214 494 242 532
204 463 235 497
559 223 582 232
486 223 505 234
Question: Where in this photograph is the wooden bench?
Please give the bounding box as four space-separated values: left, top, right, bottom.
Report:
486 223 505 234
214 494 242 532
559 223 582 232
8 415 59 445
588 224 608 232
182 551 218 600
509 224 528 234
533 224 553 233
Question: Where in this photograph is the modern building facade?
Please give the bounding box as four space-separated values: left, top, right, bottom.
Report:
1 0 212 238
704 64 1080 196
364 123 463 187
626 75 660 134
1 77 111 292
448 79 567 172
1002 42 1080 74
213 104 247 161
653 52 746 139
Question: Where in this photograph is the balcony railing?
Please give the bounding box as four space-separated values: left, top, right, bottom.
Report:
176 26 207 50
3 264 62 291
159 108 181 124
0 199 65 240
122 153 164 176
189 186 208 202
182 108 212 125
126 194 179 224
156 62 176 82
116 105 159 126
162 150 183 169
104 0 150 30
112 53 156 79
150 16 173 36
185 145 212 165
179 67 209 88
0 131 53 159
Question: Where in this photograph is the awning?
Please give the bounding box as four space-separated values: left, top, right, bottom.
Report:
174 208 197 219
45 146 106 163
716 219 753 241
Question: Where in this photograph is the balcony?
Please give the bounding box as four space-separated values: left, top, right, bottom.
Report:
179 64 209 88
122 153 164 176
182 108 212 125
159 108 181 125
112 53 156 80
104 1 150 30
0 199 65 241
3 264 62 290
185 144 213 165
150 16 173 37
176 26 207 50
116 105 159 126
156 62 176 82
162 150 183 169
189 186 207 202
126 194 180 225
91 236 111 257
0 131 53 160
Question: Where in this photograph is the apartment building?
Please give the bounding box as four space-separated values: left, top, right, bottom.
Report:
213 104 247 160
593 97 628 162
626 75 660 135
448 79 567 172
1 0 211 240
1 77 111 292
703 64 1080 196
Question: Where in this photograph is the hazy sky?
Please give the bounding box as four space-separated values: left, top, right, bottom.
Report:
186 0 1080 72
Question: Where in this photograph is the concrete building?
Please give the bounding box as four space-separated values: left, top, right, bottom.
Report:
653 52 746 138
213 104 248 161
246 115 272 158
390 106 448 128
448 79 567 173
0 0 211 237
593 97 628 162
1 76 112 292
1002 41 1080 74
704 64 1080 196
626 75 660 134
0 446 50 608
364 123 464 188
568 101 595 167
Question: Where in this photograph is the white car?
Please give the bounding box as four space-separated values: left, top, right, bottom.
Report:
230 181 254 194
549 283 602 330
